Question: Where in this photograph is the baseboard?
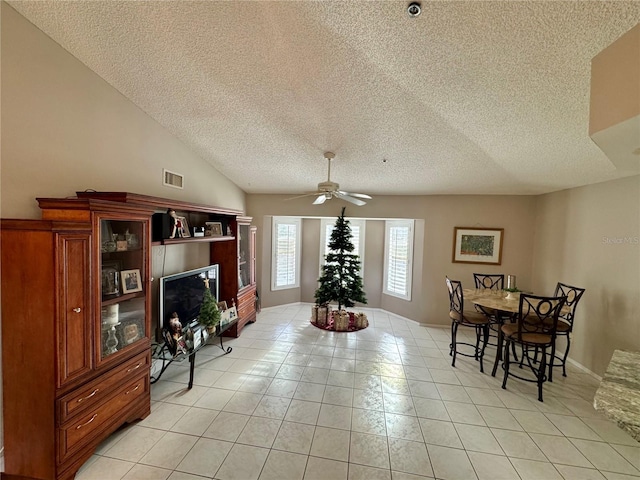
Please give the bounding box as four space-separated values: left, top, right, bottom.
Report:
566 357 602 381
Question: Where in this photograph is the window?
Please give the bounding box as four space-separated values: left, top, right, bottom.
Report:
320 218 365 277
271 217 301 290
383 220 414 300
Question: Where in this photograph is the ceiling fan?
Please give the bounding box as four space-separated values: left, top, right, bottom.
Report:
287 152 372 206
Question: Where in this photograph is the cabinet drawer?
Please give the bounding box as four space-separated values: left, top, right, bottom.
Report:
59 373 149 463
238 304 255 321
58 352 149 423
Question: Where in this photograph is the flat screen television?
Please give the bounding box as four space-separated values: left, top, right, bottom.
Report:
159 264 220 331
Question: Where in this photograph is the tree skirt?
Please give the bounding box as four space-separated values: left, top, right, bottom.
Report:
310 309 368 332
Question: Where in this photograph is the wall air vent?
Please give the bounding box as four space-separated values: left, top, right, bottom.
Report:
163 169 184 189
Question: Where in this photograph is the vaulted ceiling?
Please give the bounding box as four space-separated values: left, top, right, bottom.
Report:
8 1 640 197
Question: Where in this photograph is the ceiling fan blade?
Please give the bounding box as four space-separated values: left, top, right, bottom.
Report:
335 192 366 206
313 194 327 205
338 191 372 199
284 193 319 201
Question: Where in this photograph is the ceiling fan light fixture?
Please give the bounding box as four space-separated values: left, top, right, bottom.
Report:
285 152 372 206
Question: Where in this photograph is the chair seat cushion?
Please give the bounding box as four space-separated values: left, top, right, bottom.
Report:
450 310 489 325
501 323 553 345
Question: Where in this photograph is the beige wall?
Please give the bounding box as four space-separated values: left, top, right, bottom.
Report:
247 194 538 325
1 2 245 219
589 24 640 135
532 175 640 376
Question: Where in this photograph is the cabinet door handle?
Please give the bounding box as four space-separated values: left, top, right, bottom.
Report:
77 388 99 403
75 413 98 429
125 384 141 395
72 307 82 313
127 363 142 373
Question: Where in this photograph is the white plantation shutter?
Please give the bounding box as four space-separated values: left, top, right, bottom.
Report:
320 219 365 277
271 217 301 290
383 220 414 300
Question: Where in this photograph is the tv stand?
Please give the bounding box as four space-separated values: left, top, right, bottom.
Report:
150 319 239 388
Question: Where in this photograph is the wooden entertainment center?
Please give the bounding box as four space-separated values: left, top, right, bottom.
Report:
0 192 256 480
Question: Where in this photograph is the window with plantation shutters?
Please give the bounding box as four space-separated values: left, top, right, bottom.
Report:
383 220 414 300
320 218 365 277
271 217 301 290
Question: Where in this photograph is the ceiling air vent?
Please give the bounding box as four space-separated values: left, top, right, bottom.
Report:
163 169 184 189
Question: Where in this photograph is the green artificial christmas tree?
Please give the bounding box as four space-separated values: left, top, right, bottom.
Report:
315 207 367 310
198 278 221 331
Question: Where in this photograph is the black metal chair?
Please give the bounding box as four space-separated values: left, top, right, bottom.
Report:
472 273 506 345
547 282 585 381
499 293 566 402
473 273 504 290
446 277 490 373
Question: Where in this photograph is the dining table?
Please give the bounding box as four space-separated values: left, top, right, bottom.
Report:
462 288 571 377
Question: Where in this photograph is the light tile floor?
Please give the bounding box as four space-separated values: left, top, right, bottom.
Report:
76 303 640 480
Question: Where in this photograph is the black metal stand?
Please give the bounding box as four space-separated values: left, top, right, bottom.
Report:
150 319 238 389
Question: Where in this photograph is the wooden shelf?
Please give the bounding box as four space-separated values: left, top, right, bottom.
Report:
151 235 235 247
101 291 145 306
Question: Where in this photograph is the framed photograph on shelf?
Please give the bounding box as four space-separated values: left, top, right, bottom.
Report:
101 260 122 298
205 221 223 237
452 227 503 265
121 269 143 294
176 216 191 238
117 317 145 345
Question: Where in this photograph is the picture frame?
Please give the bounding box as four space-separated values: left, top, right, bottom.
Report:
117 317 145 346
121 269 143 294
101 260 122 297
452 227 503 265
205 221 223 237
176 216 191 238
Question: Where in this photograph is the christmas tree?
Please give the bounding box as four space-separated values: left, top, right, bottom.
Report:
315 207 367 310
198 278 221 329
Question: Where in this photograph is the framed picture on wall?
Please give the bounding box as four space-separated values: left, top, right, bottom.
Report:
452 227 503 265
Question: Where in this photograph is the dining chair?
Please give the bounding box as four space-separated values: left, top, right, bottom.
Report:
500 293 566 402
473 273 504 290
547 282 585 381
446 277 490 373
472 273 506 345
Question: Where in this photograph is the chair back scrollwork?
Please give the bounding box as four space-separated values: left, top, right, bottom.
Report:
516 294 567 343
553 282 585 327
473 273 505 291
446 277 464 318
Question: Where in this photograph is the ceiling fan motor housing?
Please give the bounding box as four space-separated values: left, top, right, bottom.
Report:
318 181 339 192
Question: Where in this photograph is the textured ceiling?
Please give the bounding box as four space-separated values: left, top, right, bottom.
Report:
8 1 640 196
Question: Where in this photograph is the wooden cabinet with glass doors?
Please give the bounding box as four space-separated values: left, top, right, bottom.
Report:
0 198 154 480
211 216 257 337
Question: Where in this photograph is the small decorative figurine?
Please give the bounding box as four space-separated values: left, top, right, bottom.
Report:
168 208 183 239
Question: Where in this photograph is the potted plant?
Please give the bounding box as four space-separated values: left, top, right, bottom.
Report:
503 287 521 300
198 278 221 333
